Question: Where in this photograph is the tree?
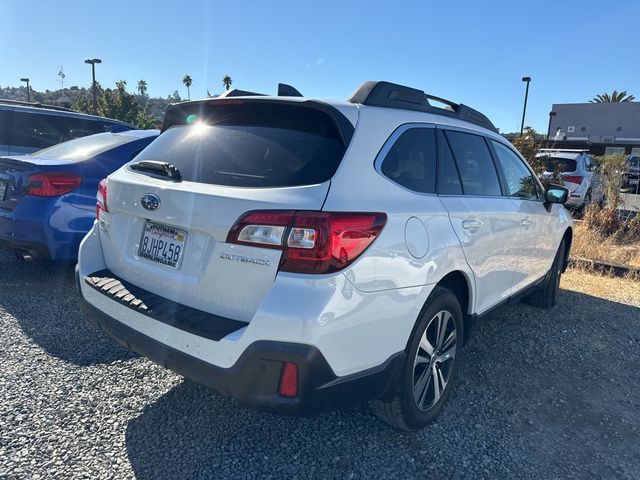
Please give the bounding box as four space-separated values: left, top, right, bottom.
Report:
222 75 233 91
183 74 192 100
590 90 635 103
71 80 156 129
137 80 148 96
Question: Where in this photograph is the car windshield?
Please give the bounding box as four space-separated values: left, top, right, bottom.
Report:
546 157 577 173
29 132 134 162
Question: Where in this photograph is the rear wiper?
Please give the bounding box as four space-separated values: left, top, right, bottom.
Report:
129 160 182 182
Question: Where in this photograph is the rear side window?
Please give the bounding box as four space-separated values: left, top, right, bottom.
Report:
444 130 502 196
135 103 347 187
380 127 436 193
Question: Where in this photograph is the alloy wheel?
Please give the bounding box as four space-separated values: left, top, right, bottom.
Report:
412 310 457 411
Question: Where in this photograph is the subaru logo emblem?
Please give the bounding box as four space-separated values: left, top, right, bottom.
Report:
141 194 160 211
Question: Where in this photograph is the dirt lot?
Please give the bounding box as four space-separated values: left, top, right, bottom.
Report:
1 252 639 479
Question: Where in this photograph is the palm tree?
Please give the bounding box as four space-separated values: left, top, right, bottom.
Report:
590 90 635 103
222 75 233 91
183 74 193 100
137 80 147 96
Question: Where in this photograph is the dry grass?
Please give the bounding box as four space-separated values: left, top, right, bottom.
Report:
572 213 640 268
561 269 640 307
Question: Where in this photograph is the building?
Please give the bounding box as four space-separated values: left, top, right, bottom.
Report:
548 102 640 156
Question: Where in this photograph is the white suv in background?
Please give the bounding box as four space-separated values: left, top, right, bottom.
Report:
76 81 572 430
539 149 603 211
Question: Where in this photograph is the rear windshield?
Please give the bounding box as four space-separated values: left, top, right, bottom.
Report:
29 132 135 162
135 103 347 187
546 157 577 173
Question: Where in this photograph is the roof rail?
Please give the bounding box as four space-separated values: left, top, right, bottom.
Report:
0 98 74 112
347 81 498 133
537 148 589 153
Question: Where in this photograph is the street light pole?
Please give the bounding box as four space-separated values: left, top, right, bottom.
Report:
520 76 531 136
546 111 557 148
20 78 31 102
84 58 102 114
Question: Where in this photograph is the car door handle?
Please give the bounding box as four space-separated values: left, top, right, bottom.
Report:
521 219 532 229
462 219 482 231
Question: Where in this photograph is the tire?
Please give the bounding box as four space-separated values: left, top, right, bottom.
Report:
525 239 565 309
370 286 463 431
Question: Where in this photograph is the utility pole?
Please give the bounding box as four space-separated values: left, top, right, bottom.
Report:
20 78 31 102
84 58 102 114
520 76 531 136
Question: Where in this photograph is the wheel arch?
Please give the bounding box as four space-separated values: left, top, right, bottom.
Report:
561 227 573 272
435 270 474 344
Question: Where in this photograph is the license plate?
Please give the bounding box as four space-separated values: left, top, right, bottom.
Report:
0 181 7 201
138 222 187 269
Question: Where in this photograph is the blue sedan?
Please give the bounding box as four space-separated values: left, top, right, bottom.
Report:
0 129 159 261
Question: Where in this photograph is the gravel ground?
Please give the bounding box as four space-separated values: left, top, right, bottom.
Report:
1 251 639 479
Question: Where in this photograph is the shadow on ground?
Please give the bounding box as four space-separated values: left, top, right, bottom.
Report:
125 289 640 479
0 252 136 365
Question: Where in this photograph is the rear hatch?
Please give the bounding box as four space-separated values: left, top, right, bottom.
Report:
99 99 355 322
543 157 581 192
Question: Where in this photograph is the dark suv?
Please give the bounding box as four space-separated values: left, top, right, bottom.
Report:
0 101 136 156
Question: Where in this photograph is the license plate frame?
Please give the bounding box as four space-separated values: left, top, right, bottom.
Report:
137 221 188 269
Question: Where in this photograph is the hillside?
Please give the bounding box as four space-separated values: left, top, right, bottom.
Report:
0 85 181 124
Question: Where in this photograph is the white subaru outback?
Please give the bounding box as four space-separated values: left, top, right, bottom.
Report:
76 81 572 430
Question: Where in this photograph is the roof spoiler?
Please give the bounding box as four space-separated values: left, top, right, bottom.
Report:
347 81 498 133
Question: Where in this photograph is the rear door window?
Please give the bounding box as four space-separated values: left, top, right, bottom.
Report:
134 102 348 188
11 111 62 149
380 127 436 193
444 130 502 196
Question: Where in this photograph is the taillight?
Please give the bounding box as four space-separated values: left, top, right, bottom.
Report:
227 210 387 274
24 173 82 197
562 175 583 184
96 179 108 220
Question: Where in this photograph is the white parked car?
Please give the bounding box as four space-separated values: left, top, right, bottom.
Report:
538 149 603 210
76 81 572 430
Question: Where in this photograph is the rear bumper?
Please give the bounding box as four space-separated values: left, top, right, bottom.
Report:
76 266 404 415
0 201 91 261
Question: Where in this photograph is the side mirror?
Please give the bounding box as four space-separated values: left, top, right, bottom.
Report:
544 184 569 204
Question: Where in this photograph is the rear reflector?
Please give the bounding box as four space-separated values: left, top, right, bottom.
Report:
278 362 298 398
227 210 387 274
24 172 82 197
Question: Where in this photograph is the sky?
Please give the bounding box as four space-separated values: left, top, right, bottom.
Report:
1 0 639 133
